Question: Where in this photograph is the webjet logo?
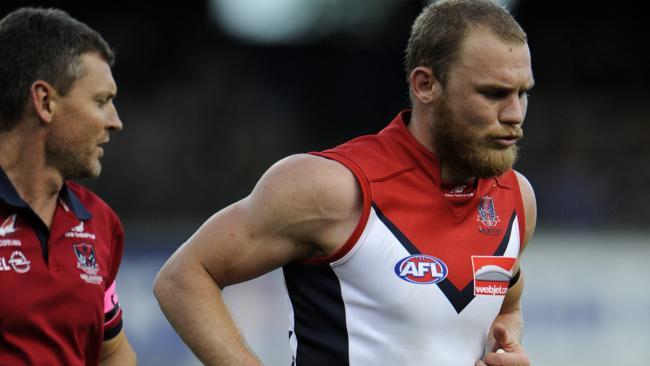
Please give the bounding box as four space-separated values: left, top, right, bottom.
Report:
472 256 516 296
394 254 448 284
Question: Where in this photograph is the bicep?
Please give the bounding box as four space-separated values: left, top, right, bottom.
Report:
179 196 313 288
163 154 359 289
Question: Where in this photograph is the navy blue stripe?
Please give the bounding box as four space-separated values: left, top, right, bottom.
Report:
283 262 349 366
372 203 516 314
0 168 95 262
437 280 476 313
103 319 122 341
104 304 120 322
493 213 516 256
508 268 521 288
0 168 26 208
60 184 92 220
0 168 50 261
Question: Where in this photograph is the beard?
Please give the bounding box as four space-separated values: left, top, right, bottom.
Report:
432 96 520 179
45 135 101 180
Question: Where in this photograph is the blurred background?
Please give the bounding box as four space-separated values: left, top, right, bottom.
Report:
3 0 649 365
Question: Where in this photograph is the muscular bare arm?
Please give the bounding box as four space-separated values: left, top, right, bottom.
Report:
478 171 536 366
153 154 361 366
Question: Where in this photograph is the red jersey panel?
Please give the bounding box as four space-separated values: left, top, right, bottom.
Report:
316 110 525 292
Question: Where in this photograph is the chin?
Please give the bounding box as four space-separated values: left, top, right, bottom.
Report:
71 162 102 180
461 146 515 179
88 163 102 178
477 152 517 178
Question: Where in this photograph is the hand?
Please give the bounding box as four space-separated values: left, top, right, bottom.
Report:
475 323 530 366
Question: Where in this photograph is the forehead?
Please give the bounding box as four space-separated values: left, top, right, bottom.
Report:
68 52 116 96
450 27 533 88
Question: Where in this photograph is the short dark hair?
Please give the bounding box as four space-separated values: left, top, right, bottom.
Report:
404 0 527 88
0 7 115 132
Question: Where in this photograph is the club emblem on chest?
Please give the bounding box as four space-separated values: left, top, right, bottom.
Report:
73 243 102 284
477 195 500 227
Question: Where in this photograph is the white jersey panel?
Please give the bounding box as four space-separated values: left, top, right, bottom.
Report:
329 207 519 366
504 216 520 257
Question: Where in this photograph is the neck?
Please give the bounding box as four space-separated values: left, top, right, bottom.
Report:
407 105 476 183
407 106 435 152
0 123 63 227
440 164 476 183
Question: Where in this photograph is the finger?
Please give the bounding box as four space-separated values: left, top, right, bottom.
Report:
492 323 512 347
483 350 528 366
475 360 488 366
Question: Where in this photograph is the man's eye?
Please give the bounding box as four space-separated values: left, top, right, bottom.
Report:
482 90 507 99
96 98 110 106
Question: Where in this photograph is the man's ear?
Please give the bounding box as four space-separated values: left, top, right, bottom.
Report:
30 80 58 124
409 66 443 104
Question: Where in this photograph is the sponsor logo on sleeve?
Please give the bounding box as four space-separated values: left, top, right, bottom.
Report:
471 256 516 296
394 254 448 284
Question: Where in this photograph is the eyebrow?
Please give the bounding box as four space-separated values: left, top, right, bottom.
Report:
94 91 117 100
477 80 535 92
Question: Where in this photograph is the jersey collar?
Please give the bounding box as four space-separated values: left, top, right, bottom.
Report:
383 110 512 190
381 110 443 187
0 167 92 220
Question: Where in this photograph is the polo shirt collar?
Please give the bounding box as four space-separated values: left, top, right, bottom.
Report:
0 167 92 220
60 184 92 220
0 167 27 208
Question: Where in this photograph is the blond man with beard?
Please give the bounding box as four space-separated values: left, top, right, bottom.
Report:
155 1 536 365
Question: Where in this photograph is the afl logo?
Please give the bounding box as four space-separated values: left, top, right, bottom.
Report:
394 255 448 284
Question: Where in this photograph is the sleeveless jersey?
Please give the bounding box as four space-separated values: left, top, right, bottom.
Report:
282 111 526 366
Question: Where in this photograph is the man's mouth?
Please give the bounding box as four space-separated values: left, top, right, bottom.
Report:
491 133 522 148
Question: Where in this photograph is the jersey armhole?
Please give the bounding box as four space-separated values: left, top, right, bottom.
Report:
510 170 527 249
299 151 372 265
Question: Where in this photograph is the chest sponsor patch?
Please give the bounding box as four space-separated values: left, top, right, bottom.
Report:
394 254 448 284
65 221 96 240
0 214 18 237
472 256 516 296
0 250 31 273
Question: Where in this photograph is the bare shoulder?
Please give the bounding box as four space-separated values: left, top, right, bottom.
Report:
254 154 359 209
248 154 362 253
513 170 537 249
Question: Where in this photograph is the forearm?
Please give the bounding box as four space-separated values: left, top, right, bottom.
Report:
154 261 260 366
